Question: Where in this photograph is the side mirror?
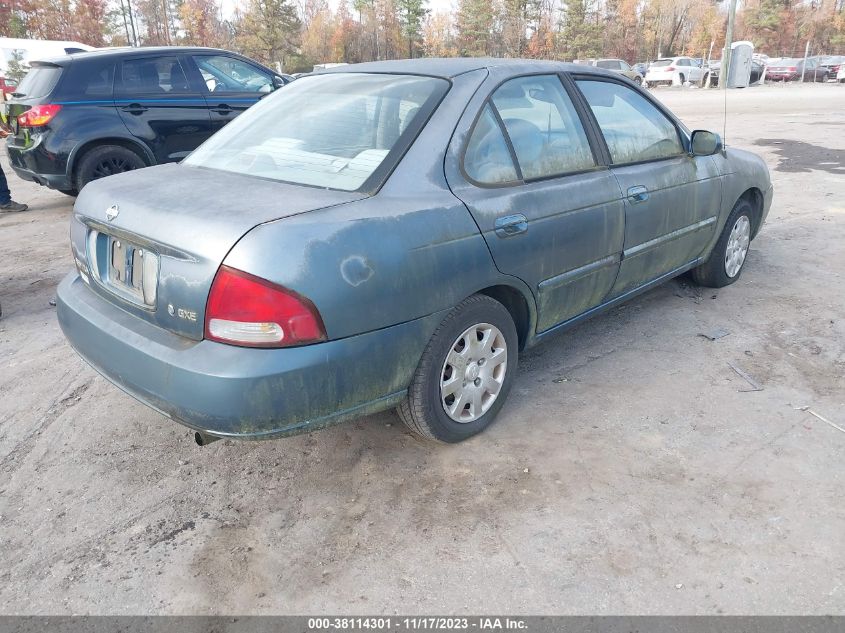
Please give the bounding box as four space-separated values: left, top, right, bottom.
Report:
690 130 723 156
273 75 285 90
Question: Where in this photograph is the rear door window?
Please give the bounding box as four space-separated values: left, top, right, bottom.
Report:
119 57 192 95
463 104 519 185
491 75 596 180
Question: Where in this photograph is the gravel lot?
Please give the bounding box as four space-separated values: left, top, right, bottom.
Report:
0 83 843 615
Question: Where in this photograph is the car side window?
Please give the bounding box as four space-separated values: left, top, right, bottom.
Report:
576 79 683 164
82 64 115 98
464 104 519 185
192 55 274 94
619 61 632 71
121 57 191 95
490 75 595 180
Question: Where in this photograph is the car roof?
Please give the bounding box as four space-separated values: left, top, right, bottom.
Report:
316 57 591 79
31 46 246 66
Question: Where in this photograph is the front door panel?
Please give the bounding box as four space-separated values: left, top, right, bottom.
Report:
609 155 721 296
116 55 213 163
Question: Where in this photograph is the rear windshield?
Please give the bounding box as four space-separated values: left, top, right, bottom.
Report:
14 65 62 98
184 73 449 192
650 59 673 67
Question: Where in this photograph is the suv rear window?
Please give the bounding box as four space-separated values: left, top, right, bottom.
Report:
14 65 62 99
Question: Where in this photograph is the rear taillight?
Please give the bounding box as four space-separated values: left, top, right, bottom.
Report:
788 67 797 72
17 104 62 128
204 266 326 348
666 66 676 72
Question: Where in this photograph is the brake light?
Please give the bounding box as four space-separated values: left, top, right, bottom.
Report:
666 66 676 72
17 104 62 128
205 266 326 348
788 67 797 72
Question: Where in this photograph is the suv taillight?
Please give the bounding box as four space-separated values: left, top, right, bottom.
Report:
17 104 62 128
666 66 676 72
205 266 326 348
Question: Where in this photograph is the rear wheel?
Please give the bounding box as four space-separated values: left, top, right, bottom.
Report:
634 75 642 86
691 198 754 288
398 294 518 443
75 145 146 192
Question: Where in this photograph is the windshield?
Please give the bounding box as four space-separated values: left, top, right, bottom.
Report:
15 65 62 98
651 59 673 67
184 73 449 192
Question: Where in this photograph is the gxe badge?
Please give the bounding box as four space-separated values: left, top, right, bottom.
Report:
106 205 120 221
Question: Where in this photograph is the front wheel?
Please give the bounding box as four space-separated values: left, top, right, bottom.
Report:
691 199 754 288
398 295 518 443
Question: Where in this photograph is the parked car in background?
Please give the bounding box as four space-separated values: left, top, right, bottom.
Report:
644 57 706 86
586 59 643 85
838 63 845 82
0 76 18 96
814 55 844 79
633 62 649 76
706 59 765 87
765 58 830 82
57 58 772 446
3 47 286 195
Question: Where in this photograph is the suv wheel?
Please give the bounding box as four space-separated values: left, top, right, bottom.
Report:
75 145 146 191
398 295 518 443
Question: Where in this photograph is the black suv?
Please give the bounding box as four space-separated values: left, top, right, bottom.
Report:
3 47 287 195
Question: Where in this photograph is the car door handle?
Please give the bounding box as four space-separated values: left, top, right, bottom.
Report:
627 185 650 203
120 103 148 114
494 214 528 238
212 104 234 115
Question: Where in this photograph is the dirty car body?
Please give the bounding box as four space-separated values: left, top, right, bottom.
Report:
57 58 773 443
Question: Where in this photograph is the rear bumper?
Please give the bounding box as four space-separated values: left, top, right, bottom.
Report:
57 273 443 439
6 140 72 191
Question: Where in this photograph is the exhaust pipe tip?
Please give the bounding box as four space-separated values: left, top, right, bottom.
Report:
195 431 221 446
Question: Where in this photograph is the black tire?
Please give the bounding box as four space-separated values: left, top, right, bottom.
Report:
58 188 78 197
75 145 146 192
679 73 686 85
398 294 518 443
690 198 755 288
634 75 642 86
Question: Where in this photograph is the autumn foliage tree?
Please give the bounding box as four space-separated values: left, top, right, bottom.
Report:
2 0 845 72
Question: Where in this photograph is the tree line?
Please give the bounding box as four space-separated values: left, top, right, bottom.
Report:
2 0 844 73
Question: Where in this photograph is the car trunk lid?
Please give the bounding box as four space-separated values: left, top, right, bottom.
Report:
72 163 366 340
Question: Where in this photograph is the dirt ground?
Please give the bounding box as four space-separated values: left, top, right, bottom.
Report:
0 83 843 615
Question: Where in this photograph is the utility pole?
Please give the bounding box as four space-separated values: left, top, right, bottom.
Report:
800 41 810 82
126 0 139 47
720 0 738 90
